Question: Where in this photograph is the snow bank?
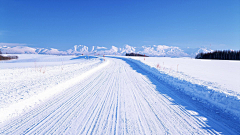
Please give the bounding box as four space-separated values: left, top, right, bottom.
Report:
119 57 240 118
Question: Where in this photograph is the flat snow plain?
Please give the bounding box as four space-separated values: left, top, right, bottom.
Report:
0 54 240 134
131 57 240 94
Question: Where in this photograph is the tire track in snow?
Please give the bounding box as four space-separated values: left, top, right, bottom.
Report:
0 58 239 134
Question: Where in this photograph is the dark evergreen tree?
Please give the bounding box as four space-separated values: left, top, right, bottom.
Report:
195 50 240 60
126 53 148 57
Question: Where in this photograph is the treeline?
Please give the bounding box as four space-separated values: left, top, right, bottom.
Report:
195 50 240 60
0 50 18 60
126 53 149 57
0 55 18 60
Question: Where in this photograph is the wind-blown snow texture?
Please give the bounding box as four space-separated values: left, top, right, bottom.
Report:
0 55 239 134
0 44 213 57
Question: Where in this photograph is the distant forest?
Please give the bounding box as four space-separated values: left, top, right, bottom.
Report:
195 50 240 60
126 53 149 57
0 50 18 60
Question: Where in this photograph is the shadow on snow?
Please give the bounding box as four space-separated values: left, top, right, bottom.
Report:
70 56 98 60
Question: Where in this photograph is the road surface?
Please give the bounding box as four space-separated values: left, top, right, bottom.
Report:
0 58 239 134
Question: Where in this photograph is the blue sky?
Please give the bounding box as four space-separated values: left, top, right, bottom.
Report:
0 0 239 50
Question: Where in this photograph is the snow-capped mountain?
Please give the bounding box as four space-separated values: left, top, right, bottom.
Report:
0 46 68 55
67 44 193 57
0 46 37 54
66 45 117 55
0 44 213 57
181 47 213 57
138 45 188 57
119 45 136 54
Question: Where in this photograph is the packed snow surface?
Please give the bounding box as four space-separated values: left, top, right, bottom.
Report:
0 54 239 134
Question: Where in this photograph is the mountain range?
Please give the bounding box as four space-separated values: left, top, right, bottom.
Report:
0 44 213 57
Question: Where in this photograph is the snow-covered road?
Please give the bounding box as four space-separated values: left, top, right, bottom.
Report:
0 58 239 134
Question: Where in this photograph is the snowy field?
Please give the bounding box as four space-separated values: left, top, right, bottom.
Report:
0 54 240 134
131 57 240 93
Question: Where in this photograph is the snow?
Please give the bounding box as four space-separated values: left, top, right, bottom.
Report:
111 46 118 52
138 45 189 57
96 46 107 49
0 54 239 134
131 57 240 93
120 44 136 53
0 54 105 122
127 56 240 118
0 46 37 54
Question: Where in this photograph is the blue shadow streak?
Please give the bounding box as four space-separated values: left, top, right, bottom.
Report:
70 56 98 60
